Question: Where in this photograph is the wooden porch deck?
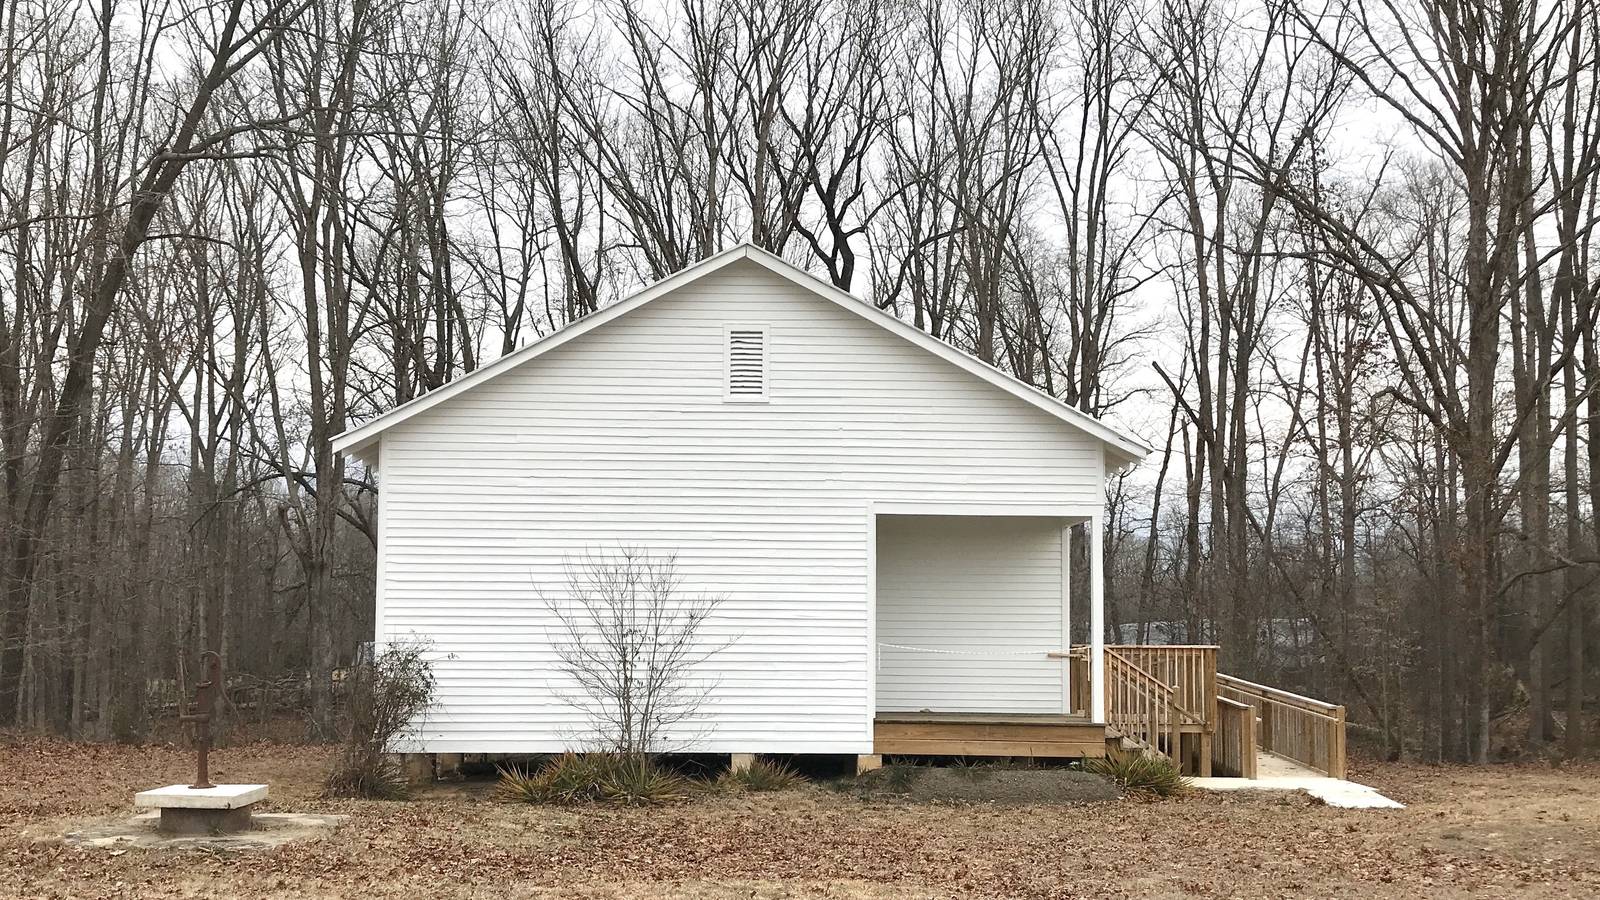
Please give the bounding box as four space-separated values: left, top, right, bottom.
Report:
873 711 1108 759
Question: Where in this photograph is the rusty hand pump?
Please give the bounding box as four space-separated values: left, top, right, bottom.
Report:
178 651 223 790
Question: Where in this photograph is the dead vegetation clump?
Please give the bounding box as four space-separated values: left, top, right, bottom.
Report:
323 642 436 800
496 753 813 805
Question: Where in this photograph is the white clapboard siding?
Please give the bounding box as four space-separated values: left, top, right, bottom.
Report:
377 258 1104 754
875 516 1064 713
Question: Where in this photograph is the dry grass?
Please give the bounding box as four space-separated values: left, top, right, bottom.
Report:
0 735 1596 899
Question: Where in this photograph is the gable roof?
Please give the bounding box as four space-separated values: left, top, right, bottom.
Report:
332 244 1151 466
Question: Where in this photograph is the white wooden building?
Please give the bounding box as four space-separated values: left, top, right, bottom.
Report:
334 244 1154 766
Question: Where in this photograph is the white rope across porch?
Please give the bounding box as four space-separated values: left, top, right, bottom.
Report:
876 642 1064 657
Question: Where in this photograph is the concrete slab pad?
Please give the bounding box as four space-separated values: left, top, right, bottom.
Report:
63 811 345 851
134 783 267 809
1303 780 1406 809
1190 775 1405 809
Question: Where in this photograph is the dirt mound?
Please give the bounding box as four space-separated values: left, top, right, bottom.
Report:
850 765 1120 805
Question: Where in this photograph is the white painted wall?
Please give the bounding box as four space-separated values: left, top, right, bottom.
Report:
875 515 1066 714
376 259 1105 753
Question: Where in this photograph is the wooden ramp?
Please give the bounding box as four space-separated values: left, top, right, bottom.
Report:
1255 750 1324 779
874 712 1107 759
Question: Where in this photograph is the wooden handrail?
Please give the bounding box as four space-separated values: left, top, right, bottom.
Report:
1217 673 1346 779
1105 648 1178 695
1056 646 1348 778
1216 673 1341 714
1071 645 1216 731
1105 645 1215 728
1102 649 1180 766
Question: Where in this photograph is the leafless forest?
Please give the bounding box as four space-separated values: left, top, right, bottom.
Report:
0 0 1595 764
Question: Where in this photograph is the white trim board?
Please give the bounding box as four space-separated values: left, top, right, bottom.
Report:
871 501 1094 520
864 505 878 742
331 244 1151 466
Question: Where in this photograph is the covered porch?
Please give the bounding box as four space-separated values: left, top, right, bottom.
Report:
869 507 1109 759
868 508 1347 778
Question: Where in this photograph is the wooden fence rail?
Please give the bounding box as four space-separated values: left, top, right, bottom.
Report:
1211 696 1257 778
1104 645 1216 727
1217 673 1346 778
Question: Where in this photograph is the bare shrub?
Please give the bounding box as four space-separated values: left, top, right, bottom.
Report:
323 641 436 799
544 547 728 754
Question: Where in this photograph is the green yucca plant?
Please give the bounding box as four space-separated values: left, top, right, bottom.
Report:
495 763 552 804
717 758 805 793
1086 753 1190 797
539 753 613 803
496 752 687 805
599 754 690 804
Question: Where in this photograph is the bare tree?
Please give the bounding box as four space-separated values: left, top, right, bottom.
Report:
0 0 313 724
544 548 728 754
0 0 1592 763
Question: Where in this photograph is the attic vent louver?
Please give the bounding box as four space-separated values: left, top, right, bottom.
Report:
725 325 768 401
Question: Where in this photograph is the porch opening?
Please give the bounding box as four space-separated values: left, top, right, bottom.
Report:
874 514 1075 716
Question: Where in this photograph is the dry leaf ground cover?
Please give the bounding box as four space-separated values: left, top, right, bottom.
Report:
0 736 1595 899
